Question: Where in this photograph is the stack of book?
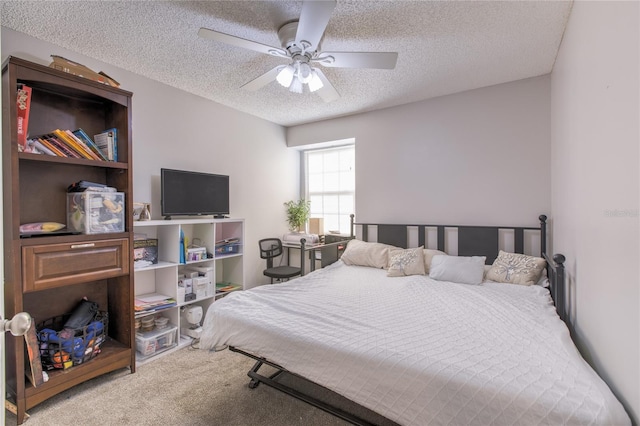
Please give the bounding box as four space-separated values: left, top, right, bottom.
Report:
134 293 176 317
26 128 118 161
215 282 242 294
17 84 118 161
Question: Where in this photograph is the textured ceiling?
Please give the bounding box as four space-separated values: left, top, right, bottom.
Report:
1 1 572 127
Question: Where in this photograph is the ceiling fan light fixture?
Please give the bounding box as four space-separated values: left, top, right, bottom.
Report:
308 70 323 92
276 64 295 88
297 62 313 84
289 76 304 94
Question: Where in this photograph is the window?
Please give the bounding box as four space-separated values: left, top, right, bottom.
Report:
304 144 355 235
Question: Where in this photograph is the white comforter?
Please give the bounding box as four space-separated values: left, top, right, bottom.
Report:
200 261 630 426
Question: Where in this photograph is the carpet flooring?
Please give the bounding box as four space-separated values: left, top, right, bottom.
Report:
5 346 396 426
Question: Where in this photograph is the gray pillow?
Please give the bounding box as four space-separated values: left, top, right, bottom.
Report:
429 255 486 285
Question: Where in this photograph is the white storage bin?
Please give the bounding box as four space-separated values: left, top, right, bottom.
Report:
187 266 214 297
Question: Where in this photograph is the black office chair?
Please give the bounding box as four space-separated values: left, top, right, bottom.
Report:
259 238 302 283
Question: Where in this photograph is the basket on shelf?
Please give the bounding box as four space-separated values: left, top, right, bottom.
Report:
37 311 108 370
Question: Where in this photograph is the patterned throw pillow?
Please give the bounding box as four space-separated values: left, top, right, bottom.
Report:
486 250 546 286
388 247 425 277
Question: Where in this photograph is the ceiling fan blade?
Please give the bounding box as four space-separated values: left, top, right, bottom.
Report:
314 51 398 69
241 66 282 91
295 0 336 52
314 69 340 102
198 27 287 57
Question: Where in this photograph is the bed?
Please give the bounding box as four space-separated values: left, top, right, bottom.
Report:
199 216 630 426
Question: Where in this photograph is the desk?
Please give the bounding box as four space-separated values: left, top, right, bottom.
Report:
283 235 351 275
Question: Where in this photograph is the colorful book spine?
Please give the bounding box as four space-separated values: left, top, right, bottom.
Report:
44 134 79 158
16 84 32 152
64 130 101 160
52 129 94 160
72 128 108 161
29 138 56 156
37 137 66 157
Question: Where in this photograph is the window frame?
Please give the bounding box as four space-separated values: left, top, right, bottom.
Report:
302 143 355 235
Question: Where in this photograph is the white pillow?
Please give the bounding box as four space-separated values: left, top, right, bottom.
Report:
341 239 393 269
429 255 487 285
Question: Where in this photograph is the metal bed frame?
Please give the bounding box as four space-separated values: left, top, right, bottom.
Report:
230 214 567 425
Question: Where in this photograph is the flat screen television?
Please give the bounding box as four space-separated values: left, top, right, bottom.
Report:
161 168 229 219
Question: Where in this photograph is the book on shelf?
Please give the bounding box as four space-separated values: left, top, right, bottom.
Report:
24 321 45 387
52 129 96 160
35 137 66 157
28 138 56 156
16 84 32 152
72 128 108 161
67 180 116 193
27 129 113 162
134 292 176 315
94 128 118 161
215 282 242 293
43 134 80 158
64 130 102 160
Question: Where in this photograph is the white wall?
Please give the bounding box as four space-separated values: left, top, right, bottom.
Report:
1 28 299 287
288 76 551 227
550 1 639 423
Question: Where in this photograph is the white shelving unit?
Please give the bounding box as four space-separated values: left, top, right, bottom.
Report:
133 218 244 364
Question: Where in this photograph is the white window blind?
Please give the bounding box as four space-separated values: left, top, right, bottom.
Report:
304 144 355 234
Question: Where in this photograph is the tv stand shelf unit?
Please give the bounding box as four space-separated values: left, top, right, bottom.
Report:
2 56 135 425
133 218 244 364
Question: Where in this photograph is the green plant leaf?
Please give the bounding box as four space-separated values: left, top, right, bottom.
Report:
284 199 311 231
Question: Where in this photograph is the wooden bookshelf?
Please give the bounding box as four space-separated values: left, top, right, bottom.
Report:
2 56 135 424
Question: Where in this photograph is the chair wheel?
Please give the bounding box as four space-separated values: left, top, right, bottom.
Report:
248 379 260 389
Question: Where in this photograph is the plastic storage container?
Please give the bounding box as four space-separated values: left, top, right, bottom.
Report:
135 324 177 358
67 191 125 234
214 242 241 255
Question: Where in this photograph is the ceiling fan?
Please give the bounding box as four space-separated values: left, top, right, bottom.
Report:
198 0 398 102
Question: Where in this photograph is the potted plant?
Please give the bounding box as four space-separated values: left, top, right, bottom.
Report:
284 199 311 232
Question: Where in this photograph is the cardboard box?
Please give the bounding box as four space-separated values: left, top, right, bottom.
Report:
309 218 324 235
193 277 208 299
49 55 120 87
186 266 214 297
67 191 125 234
134 239 158 268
